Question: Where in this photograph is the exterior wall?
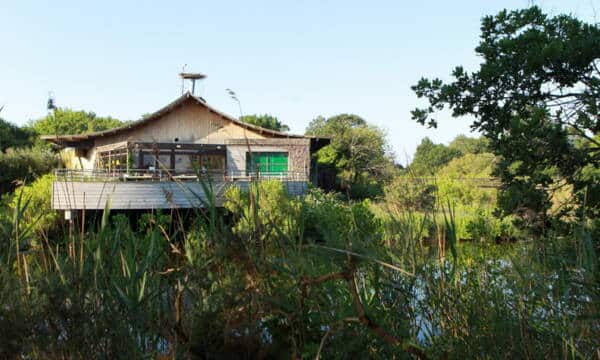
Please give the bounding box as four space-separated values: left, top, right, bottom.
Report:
52 180 307 210
225 138 311 179
60 147 97 170
60 101 312 174
94 101 266 148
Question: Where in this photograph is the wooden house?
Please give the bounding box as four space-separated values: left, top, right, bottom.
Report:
42 89 329 211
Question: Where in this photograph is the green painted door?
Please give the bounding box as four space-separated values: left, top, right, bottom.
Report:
246 152 288 175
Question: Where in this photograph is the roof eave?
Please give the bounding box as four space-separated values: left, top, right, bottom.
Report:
40 92 312 143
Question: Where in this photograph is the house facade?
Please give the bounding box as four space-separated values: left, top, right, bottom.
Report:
43 91 329 211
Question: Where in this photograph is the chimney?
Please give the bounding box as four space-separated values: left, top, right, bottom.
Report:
179 72 206 96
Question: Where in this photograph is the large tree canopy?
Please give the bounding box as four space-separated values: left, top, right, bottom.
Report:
240 114 289 132
412 6 600 219
306 114 393 186
29 108 123 136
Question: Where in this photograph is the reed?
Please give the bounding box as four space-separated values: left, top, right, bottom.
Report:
0 180 597 359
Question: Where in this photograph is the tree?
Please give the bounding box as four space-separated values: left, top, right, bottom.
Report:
240 114 289 132
0 118 34 151
436 152 498 209
29 108 123 136
306 114 393 190
448 135 489 155
437 152 496 179
409 137 462 176
411 6 600 219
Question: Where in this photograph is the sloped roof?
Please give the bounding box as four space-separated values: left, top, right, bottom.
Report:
41 92 313 144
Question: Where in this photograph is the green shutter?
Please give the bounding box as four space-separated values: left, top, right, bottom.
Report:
246 152 288 175
269 152 288 173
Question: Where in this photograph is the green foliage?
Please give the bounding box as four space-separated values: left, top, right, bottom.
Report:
435 153 497 208
577 163 600 218
302 189 382 246
412 6 600 220
224 180 300 246
29 108 123 137
0 208 171 357
306 113 366 135
306 114 394 193
0 148 59 194
346 179 384 199
437 178 495 210
409 137 462 176
9 174 59 240
0 118 34 151
384 177 436 212
385 149 510 243
455 209 520 242
448 135 489 155
387 150 499 215
240 114 290 132
0 179 597 358
437 152 495 179
301 189 350 243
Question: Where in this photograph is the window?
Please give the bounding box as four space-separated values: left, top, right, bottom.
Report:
140 151 174 170
246 152 288 175
141 152 155 169
175 153 192 170
157 154 171 169
190 154 226 172
97 149 128 171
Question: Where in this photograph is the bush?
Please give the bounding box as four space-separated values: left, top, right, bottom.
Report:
384 176 436 212
0 148 58 194
9 174 59 241
454 208 520 242
302 189 382 247
347 179 384 200
435 152 497 208
224 180 301 248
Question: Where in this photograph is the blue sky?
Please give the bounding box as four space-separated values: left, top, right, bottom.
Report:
1 0 597 163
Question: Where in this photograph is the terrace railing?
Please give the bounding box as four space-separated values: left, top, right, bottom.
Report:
53 168 309 182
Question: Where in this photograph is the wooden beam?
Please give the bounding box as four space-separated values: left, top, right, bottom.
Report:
132 142 225 152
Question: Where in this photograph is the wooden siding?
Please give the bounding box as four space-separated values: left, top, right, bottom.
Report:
94 102 266 147
60 101 312 173
52 180 308 210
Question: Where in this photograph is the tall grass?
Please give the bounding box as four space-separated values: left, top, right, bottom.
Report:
0 180 598 358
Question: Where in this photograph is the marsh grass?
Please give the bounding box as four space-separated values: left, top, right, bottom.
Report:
0 179 598 359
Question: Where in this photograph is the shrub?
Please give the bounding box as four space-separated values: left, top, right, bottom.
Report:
302 189 382 247
9 174 59 241
0 148 58 194
455 208 520 242
384 176 436 212
436 178 496 209
347 179 384 199
436 153 497 208
224 180 301 249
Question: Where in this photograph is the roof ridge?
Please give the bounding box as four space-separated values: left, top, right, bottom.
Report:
41 92 309 142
